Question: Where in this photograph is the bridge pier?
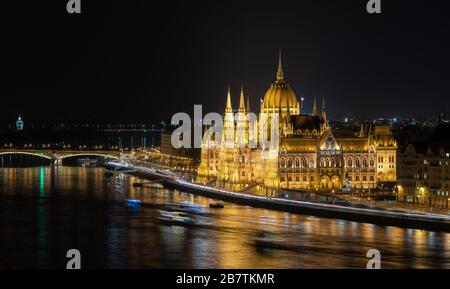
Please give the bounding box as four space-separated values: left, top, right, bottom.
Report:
52 158 62 166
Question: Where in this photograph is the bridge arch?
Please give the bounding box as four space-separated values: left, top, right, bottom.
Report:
0 151 52 160
57 153 119 160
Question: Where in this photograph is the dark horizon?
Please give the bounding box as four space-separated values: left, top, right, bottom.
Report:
1 112 447 129
3 0 450 124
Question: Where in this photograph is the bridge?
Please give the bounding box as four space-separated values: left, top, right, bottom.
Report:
0 149 120 164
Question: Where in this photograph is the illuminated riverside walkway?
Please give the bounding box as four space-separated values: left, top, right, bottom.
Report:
107 161 450 232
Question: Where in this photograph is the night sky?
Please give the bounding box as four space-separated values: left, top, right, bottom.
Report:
3 0 450 124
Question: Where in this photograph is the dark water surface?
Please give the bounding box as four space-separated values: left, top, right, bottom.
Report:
0 167 448 269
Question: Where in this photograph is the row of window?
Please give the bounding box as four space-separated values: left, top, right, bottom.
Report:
347 175 375 182
280 175 315 182
378 156 395 163
279 175 375 182
279 156 377 168
345 157 375 168
280 157 315 168
378 164 395 169
210 151 396 170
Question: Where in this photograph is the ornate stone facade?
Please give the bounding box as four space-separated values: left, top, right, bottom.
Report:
197 53 397 191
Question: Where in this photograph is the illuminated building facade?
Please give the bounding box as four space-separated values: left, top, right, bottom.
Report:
197 53 397 191
397 122 450 208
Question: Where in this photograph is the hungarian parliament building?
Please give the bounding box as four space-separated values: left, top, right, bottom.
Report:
197 54 397 191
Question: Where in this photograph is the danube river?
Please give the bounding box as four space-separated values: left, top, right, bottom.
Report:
0 166 448 269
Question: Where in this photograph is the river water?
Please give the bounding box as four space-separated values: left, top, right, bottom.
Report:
0 166 448 269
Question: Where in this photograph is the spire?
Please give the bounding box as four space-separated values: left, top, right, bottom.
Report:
239 84 245 112
321 96 327 125
246 96 250 112
226 85 232 113
359 122 365 138
312 96 318 116
367 122 373 147
276 49 284 81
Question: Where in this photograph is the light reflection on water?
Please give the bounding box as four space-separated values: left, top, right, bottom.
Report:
0 167 448 269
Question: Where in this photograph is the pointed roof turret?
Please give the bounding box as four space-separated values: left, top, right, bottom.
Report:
321 96 327 123
312 96 318 116
226 85 232 113
276 49 284 81
359 122 365 138
368 123 374 146
239 84 246 112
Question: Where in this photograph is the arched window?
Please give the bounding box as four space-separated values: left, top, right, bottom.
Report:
209 151 214 159
331 158 336 167
310 157 315 168
327 157 332 168
370 158 375 167
295 158 300 168
363 157 368 167
241 154 246 164
347 157 353 167
280 158 286 168
287 158 293 168
320 157 325 168
356 157 361 167
302 157 308 167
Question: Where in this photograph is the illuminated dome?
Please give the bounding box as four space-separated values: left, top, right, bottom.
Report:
263 81 298 110
262 52 300 115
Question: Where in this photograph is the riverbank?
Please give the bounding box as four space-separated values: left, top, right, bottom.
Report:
107 162 450 232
